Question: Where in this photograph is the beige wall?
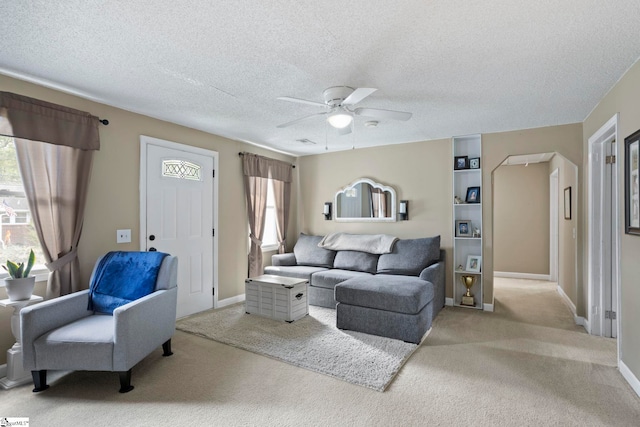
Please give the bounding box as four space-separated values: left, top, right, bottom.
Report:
0 74 298 364
493 163 549 274
583 58 640 379
297 139 454 296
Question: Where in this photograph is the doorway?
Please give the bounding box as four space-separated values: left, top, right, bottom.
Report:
139 135 219 318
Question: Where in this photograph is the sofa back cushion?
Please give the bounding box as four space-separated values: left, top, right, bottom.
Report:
333 250 379 274
293 233 336 268
376 236 441 276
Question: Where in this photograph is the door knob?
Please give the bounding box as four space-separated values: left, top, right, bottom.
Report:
149 247 157 252
149 235 156 241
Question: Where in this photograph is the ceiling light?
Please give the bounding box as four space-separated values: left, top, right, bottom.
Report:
327 108 353 129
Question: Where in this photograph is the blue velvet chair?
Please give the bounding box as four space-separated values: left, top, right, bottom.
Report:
20 254 178 393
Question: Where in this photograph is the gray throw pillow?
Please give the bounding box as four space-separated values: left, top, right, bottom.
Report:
333 251 379 274
376 236 441 276
293 233 336 268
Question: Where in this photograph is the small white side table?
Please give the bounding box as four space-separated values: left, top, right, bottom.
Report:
0 295 43 389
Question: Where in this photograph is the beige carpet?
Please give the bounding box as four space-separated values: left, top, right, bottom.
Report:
1 278 639 426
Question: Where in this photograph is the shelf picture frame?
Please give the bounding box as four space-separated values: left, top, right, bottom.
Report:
454 156 468 170
455 220 472 237
469 157 480 169
625 129 640 235
564 186 571 220
465 255 481 272
465 186 480 203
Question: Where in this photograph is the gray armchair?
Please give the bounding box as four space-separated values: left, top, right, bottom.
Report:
20 254 178 393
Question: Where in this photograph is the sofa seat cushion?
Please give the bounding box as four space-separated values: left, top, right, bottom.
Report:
335 275 434 315
311 269 373 290
333 250 379 274
376 236 441 276
264 265 328 281
34 314 114 370
293 234 336 267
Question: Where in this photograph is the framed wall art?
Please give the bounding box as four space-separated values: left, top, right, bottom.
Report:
564 186 571 220
625 129 640 235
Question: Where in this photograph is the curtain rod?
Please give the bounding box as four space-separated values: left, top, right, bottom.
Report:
238 152 295 168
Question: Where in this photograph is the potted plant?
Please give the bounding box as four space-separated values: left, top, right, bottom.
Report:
3 249 36 301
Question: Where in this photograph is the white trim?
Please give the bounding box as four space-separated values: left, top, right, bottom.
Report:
217 293 246 308
445 297 454 306
549 169 559 282
582 316 592 334
620 360 640 398
139 135 220 308
587 114 620 345
0 364 6 378
494 271 551 281
556 284 577 315
483 303 494 312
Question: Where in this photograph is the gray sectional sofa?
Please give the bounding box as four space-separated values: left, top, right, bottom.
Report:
264 233 445 343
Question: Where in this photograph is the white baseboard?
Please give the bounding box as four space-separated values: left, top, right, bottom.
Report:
445 297 454 306
556 285 577 314
556 285 591 333
483 303 494 312
217 293 245 308
620 360 640 398
494 271 551 281
582 317 591 334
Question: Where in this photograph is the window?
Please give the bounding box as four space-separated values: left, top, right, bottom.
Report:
0 136 47 278
262 179 279 252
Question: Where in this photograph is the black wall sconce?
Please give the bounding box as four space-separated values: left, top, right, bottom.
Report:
323 202 332 220
399 200 409 221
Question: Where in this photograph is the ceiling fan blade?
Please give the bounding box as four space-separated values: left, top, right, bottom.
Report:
354 107 412 121
342 88 377 105
337 124 352 136
276 112 327 128
277 96 327 108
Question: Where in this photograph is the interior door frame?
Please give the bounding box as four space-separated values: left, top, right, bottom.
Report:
139 135 220 308
587 114 620 347
549 168 559 283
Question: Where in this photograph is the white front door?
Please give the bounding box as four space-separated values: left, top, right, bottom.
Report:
141 136 217 318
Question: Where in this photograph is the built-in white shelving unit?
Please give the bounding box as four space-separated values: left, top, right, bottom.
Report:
452 134 483 310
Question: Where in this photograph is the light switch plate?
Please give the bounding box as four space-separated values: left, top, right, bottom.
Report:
116 229 131 243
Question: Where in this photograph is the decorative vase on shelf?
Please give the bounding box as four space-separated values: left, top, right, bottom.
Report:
3 248 36 301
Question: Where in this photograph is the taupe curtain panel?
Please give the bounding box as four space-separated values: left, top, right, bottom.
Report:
0 92 100 150
242 153 293 277
0 92 100 297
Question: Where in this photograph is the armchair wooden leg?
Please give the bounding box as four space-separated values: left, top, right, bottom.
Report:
31 370 49 392
118 369 134 393
162 339 173 357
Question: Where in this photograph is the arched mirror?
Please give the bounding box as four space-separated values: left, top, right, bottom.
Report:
335 178 397 222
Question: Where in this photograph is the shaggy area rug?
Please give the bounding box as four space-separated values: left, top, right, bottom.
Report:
177 303 423 391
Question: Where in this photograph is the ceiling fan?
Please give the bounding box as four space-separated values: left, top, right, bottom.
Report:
276 86 412 135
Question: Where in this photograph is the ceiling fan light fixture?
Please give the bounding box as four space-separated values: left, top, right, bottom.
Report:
327 109 353 129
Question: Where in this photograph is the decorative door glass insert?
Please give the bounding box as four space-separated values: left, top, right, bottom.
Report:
162 160 202 181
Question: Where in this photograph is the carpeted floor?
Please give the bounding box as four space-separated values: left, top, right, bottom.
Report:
176 303 421 391
1 278 639 426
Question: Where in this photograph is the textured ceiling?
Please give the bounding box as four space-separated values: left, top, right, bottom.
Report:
2 1 640 156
